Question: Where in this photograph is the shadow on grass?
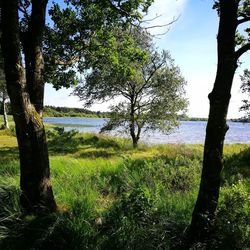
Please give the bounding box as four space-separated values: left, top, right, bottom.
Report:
0 184 185 250
0 147 19 161
223 146 250 184
47 128 84 154
77 149 117 159
0 185 97 250
48 128 127 157
0 147 19 177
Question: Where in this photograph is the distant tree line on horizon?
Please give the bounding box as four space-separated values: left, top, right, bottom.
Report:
43 105 111 118
1 103 250 122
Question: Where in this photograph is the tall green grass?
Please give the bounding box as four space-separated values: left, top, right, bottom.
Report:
0 130 249 249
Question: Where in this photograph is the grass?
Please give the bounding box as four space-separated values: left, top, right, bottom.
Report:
0 127 249 249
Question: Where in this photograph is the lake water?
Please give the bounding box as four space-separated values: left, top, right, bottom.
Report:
43 117 250 144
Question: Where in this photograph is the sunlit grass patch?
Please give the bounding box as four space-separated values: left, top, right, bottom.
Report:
0 131 249 249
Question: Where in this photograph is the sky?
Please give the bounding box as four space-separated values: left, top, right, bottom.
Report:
44 0 250 118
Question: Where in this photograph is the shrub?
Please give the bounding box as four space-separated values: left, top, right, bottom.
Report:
214 181 250 249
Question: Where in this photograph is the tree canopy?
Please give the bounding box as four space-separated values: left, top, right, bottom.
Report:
44 0 154 89
74 27 187 147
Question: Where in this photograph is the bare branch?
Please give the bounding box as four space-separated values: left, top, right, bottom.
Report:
140 14 162 23
144 15 179 30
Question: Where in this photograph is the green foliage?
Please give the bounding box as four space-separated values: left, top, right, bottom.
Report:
240 69 250 119
47 127 84 154
74 27 187 146
43 105 110 118
44 0 153 89
0 132 249 249
215 182 250 249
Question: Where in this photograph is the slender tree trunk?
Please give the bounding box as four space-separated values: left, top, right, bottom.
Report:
188 0 238 243
130 121 138 148
1 0 56 213
2 93 9 129
130 97 138 148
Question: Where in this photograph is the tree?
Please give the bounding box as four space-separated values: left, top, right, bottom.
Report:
240 69 250 119
1 0 153 213
0 77 9 130
74 28 187 147
0 17 8 129
0 58 9 129
44 0 153 89
188 0 250 244
1 0 57 213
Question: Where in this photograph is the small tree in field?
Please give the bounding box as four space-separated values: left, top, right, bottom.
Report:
0 29 8 129
240 69 250 120
74 28 187 147
0 65 9 129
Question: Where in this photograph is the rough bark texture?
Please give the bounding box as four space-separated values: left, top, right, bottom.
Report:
1 0 56 213
188 0 239 244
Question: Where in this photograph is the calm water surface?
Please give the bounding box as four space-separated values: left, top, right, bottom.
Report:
43 117 250 144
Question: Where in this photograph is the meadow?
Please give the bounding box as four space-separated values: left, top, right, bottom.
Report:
0 124 249 249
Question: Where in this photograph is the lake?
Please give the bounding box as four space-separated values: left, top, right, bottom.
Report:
43 117 250 144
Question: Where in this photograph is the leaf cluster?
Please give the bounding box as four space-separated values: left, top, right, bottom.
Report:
240 69 250 117
44 0 154 89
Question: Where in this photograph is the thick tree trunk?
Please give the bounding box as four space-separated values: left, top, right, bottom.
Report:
2 94 9 129
188 0 238 244
1 0 56 213
23 0 47 116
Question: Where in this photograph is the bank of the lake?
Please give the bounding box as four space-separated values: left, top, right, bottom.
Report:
43 117 250 144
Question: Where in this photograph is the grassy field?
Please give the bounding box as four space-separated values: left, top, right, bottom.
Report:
0 126 249 249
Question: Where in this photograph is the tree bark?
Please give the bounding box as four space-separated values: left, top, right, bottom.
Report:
188 0 239 243
22 0 47 116
1 0 56 213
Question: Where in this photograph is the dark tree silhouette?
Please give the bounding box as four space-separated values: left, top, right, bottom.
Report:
1 0 57 213
188 0 250 244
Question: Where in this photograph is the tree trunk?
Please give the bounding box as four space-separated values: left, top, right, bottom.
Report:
22 0 47 116
188 0 238 243
130 122 138 148
1 0 56 213
130 97 138 148
2 93 9 129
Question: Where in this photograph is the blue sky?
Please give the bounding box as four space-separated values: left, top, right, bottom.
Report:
44 0 250 118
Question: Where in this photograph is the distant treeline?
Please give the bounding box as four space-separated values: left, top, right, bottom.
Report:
180 115 208 121
1 103 249 122
230 117 250 123
43 106 111 118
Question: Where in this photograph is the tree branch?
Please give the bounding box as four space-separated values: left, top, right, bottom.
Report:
237 16 250 25
140 14 162 23
55 57 80 65
107 0 130 17
235 42 250 59
144 16 179 30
